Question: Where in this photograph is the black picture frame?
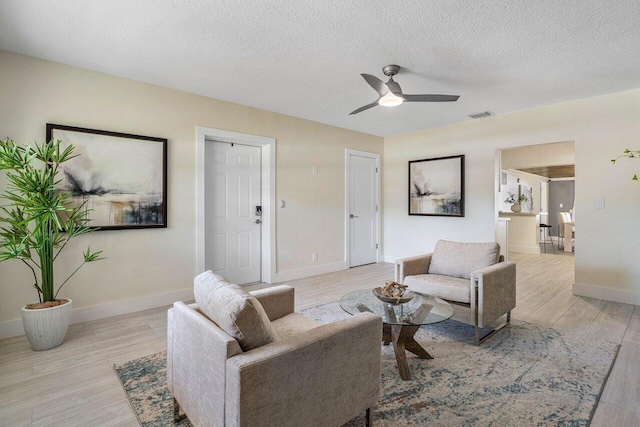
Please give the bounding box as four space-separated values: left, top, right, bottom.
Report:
408 155 465 217
46 123 168 230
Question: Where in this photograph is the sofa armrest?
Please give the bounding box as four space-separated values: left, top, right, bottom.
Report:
168 301 242 427
471 262 516 327
395 253 432 282
249 285 295 321
225 312 382 427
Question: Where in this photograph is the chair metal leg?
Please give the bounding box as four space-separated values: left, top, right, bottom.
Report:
365 408 372 427
475 283 480 345
173 398 186 422
473 280 512 345
474 311 512 346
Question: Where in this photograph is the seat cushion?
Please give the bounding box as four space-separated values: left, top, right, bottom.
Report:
271 313 322 341
194 272 277 351
404 274 471 303
428 240 500 279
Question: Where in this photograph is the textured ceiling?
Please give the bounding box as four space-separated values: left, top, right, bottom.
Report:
1 0 639 137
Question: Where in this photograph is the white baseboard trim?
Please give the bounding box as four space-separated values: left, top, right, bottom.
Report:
382 255 397 263
573 282 640 306
0 319 25 340
510 245 540 254
0 287 194 341
275 261 347 283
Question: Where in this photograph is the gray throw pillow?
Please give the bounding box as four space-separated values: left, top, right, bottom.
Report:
428 240 500 279
193 270 231 303
194 271 277 351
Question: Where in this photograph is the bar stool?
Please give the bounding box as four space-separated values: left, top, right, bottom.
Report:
539 224 555 254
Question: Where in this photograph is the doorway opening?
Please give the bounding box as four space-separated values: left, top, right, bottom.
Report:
196 127 276 284
495 141 575 259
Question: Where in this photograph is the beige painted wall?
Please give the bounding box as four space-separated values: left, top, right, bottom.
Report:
502 140 575 169
0 51 383 328
384 88 640 305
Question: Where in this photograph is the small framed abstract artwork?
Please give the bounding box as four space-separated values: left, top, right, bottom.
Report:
46 124 167 230
521 185 533 212
408 155 464 217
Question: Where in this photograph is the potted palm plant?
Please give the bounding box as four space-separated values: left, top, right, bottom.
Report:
0 138 103 351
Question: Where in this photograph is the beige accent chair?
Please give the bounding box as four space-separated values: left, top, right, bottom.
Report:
395 240 516 345
168 273 382 427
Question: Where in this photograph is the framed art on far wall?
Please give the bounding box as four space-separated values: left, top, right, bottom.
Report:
408 155 465 217
46 124 167 230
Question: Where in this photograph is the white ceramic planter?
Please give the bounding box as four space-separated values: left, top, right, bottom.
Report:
22 299 72 351
510 204 522 213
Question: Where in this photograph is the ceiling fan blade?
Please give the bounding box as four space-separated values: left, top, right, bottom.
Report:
386 80 402 95
349 100 379 115
361 74 388 96
402 94 460 102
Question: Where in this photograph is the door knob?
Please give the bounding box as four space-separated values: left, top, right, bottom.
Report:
254 219 262 224
350 214 359 218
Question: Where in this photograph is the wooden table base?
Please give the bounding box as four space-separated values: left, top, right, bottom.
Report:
383 323 432 380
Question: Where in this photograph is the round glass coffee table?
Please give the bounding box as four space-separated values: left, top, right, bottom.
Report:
340 289 454 380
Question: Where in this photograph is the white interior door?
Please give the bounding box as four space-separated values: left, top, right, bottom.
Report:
205 141 261 284
348 152 379 267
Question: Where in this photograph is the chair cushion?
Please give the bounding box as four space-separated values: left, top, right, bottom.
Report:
271 313 322 341
194 271 277 351
428 240 500 280
404 274 471 304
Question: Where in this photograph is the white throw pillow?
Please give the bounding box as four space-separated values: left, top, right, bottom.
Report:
194 271 277 351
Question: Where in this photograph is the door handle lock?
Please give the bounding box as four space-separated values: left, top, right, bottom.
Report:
254 219 262 224
350 214 358 218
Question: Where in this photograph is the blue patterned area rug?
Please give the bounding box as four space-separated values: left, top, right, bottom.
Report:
115 302 619 427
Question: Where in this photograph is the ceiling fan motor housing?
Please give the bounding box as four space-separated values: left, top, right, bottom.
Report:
382 64 401 77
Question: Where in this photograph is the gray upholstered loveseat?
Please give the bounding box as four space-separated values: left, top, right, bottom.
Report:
395 240 516 345
167 272 382 427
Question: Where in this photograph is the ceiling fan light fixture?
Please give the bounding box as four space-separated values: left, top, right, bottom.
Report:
378 91 403 107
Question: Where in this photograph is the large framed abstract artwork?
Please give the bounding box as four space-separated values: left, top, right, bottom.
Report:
408 155 465 217
46 124 167 230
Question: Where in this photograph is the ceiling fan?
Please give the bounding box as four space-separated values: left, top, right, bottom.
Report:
349 65 460 115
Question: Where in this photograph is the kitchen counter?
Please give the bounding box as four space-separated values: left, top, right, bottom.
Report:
498 212 537 217
498 212 540 254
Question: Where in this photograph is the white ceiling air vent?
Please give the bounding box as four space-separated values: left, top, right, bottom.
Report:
468 111 493 119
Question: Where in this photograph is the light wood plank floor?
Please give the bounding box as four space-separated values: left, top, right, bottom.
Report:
1 252 639 426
